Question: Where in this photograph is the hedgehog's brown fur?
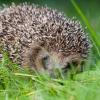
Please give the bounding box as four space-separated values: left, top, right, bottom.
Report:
0 3 91 72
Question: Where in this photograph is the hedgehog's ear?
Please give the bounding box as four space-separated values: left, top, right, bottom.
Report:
37 40 46 47
22 41 48 70
21 42 42 68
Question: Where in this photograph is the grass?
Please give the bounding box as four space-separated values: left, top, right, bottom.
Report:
0 0 100 100
71 0 100 56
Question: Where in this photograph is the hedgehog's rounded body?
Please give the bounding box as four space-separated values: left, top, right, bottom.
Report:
0 3 91 71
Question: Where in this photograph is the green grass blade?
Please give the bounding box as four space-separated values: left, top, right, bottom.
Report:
70 0 100 56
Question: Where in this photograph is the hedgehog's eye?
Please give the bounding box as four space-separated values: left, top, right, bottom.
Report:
42 55 50 69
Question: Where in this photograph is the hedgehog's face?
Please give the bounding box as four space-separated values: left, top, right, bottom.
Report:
32 46 83 72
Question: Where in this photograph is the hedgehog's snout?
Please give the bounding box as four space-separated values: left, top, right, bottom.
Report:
36 50 82 72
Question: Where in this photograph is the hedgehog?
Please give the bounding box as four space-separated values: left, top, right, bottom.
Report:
0 3 91 72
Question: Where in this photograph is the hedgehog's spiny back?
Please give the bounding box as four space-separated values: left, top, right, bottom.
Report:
0 3 91 70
